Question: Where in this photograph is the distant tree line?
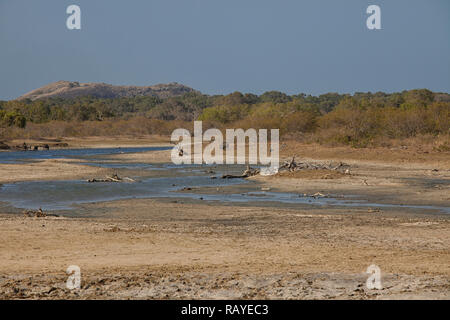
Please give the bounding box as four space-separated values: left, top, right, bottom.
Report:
1 89 449 147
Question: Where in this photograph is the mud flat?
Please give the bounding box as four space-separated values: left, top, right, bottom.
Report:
0 143 172 184
0 141 449 299
0 200 449 299
0 159 108 184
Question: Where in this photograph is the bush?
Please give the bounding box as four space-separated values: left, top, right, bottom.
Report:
1 89 448 147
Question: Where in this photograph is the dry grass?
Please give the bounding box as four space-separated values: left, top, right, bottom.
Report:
0 117 192 140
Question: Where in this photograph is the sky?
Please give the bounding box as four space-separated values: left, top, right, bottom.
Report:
0 0 449 100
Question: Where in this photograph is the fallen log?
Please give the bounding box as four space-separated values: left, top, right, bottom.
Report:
23 208 46 217
222 165 260 179
106 174 122 182
87 174 136 183
23 208 59 218
221 174 245 179
242 165 260 177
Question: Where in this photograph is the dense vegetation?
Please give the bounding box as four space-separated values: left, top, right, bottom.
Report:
1 89 449 147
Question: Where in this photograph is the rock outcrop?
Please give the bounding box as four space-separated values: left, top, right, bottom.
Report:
18 81 196 101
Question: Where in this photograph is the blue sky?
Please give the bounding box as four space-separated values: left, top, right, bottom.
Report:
0 0 449 100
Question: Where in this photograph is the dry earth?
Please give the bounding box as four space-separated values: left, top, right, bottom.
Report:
0 139 449 299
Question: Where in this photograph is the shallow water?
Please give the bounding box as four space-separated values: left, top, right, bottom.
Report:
0 147 449 214
78 161 215 173
1 174 449 214
0 175 246 210
0 146 171 163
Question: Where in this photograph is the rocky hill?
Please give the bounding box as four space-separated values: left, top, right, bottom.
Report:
18 81 196 101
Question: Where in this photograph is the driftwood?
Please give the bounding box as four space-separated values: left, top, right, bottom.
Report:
221 165 260 179
87 174 136 183
23 208 60 217
279 156 351 173
216 155 352 179
23 208 46 217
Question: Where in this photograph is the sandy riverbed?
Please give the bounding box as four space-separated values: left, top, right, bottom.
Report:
0 137 172 183
0 138 449 299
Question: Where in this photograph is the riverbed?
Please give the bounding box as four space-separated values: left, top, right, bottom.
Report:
1 147 449 214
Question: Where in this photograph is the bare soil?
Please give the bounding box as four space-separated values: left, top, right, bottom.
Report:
0 139 449 299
